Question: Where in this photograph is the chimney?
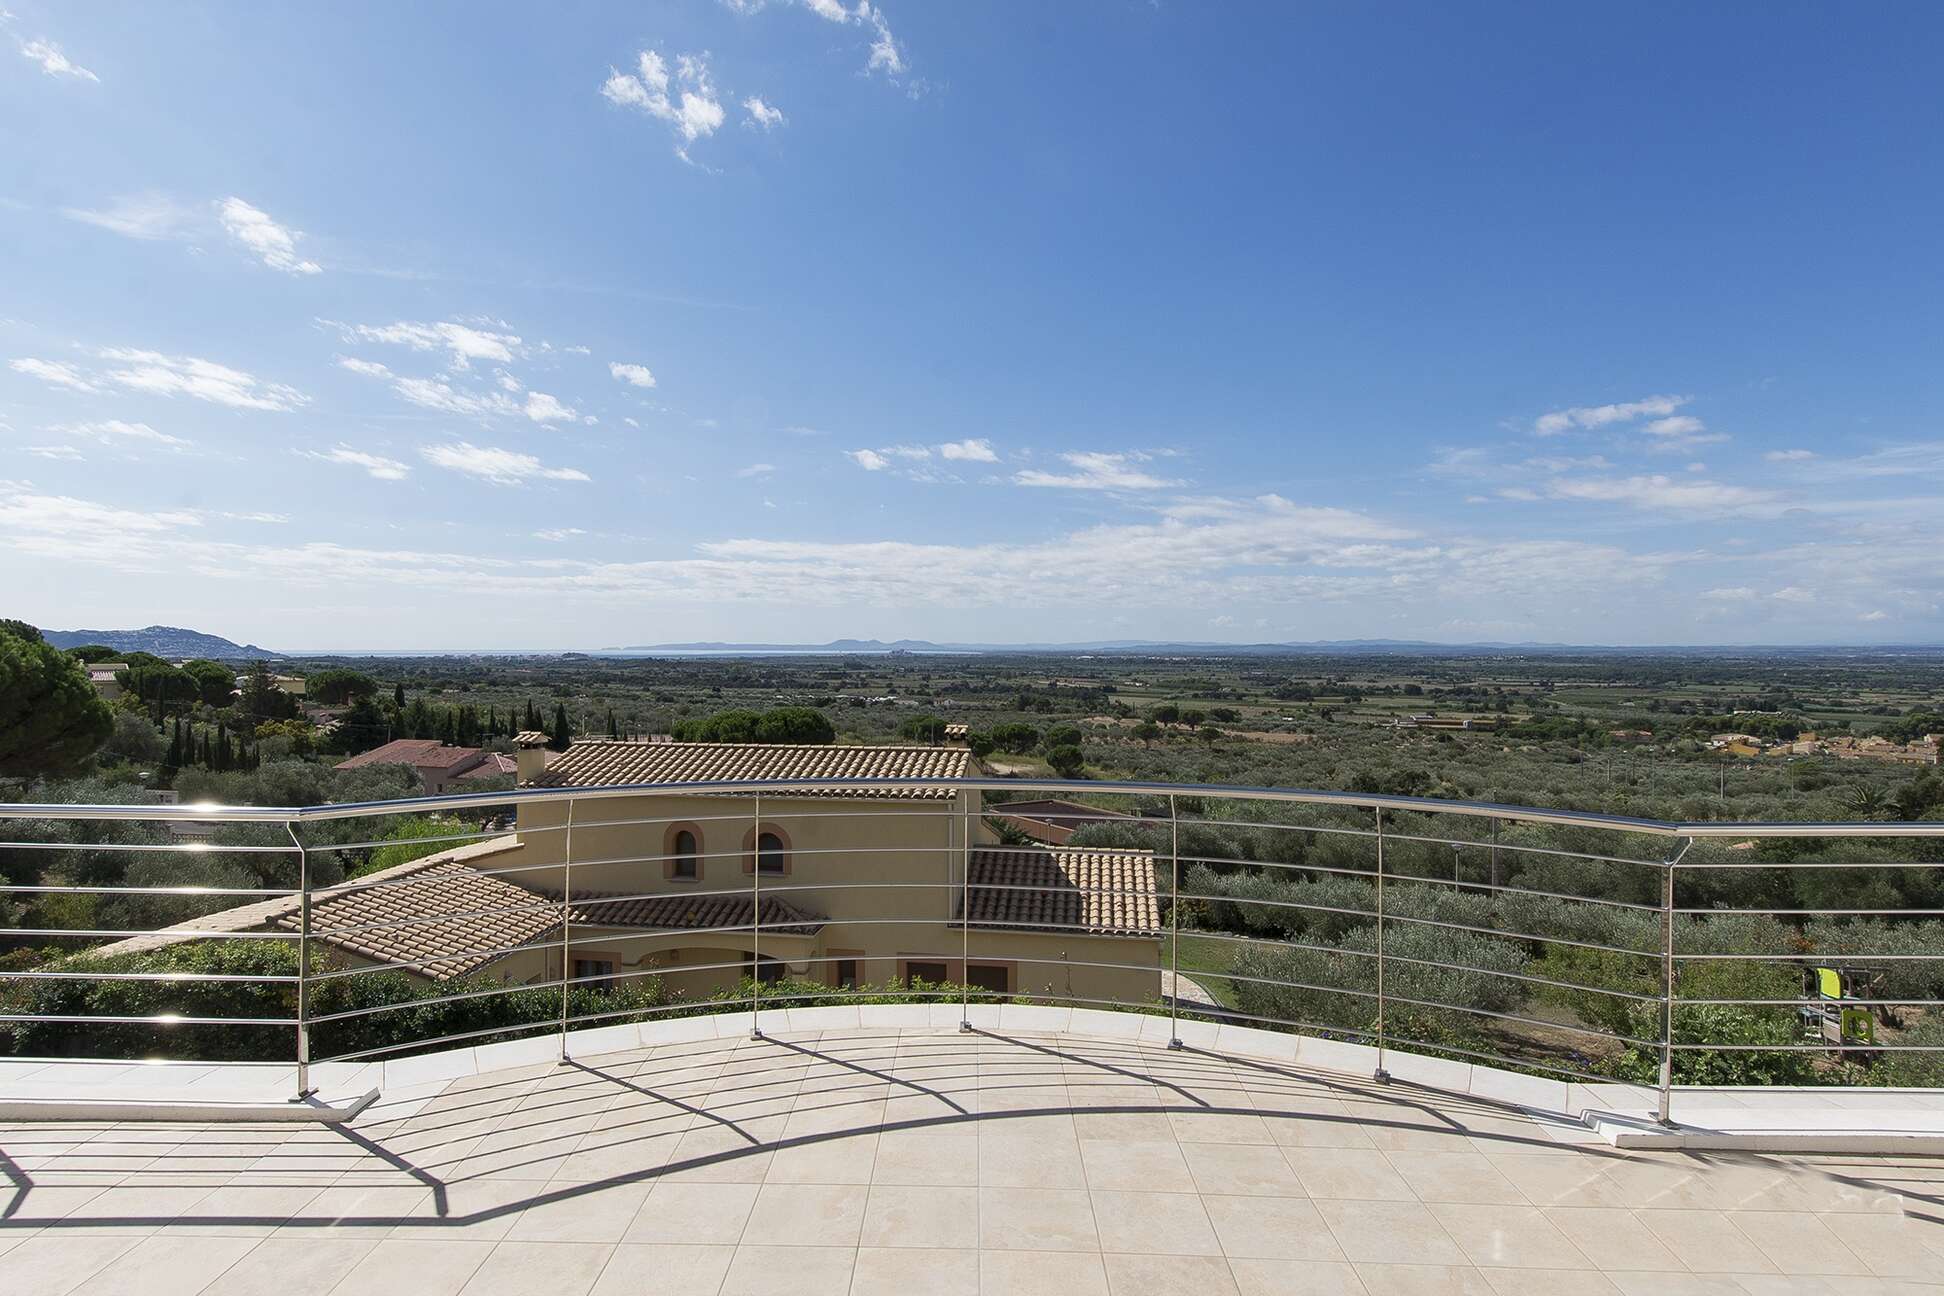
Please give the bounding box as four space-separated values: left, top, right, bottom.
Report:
514 730 550 785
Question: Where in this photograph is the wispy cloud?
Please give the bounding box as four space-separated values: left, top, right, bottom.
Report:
737 462 776 478
10 357 97 392
1765 448 1816 462
421 442 589 486
533 528 587 542
327 319 521 369
297 445 411 481
938 438 998 463
1534 394 1687 436
98 348 307 411
602 49 728 160
1014 451 1178 491
610 362 657 388
1533 473 1777 514
743 96 785 129
18 36 95 82
62 193 199 241
52 419 191 449
218 197 322 275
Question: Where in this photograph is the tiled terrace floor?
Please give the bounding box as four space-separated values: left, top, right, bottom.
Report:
3 1028 1943 1296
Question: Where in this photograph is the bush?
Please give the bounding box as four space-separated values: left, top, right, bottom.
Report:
1612 1002 1817 1086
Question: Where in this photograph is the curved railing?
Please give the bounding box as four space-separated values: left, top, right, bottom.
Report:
3 777 1942 1123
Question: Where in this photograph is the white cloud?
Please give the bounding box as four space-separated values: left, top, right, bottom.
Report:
1540 473 1776 514
938 438 998 463
26 444 84 461
52 419 190 449
421 442 590 486
1861 610 1888 622
1765 449 1816 462
1702 586 1759 602
862 3 905 75
1644 415 1704 437
330 319 521 369
19 37 95 81
1771 586 1816 604
737 463 776 478
0 492 200 537
10 357 97 391
743 96 785 129
297 444 411 481
533 528 587 542
1534 394 1688 436
217 197 322 275
98 348 307 411
337 357 392 379
847 449 890 471
602 49 726 159
522 391 578 423
1014 451 1179 491
610 362 657 388
62 192 198 241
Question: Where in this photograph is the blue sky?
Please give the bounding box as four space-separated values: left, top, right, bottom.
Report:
4 2 1943 650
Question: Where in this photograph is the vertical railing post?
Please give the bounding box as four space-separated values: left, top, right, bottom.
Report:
1167 793 1182 1050
960 793 972 1032
288 820 312 1101
750 789 763 1040
1373 805 1390 1084
559 797 576 1063
1657 845 1682 1125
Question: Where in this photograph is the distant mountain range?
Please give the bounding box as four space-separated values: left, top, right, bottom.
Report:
41 625 281 659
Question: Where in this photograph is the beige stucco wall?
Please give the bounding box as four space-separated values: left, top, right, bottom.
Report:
362 788 1164 1007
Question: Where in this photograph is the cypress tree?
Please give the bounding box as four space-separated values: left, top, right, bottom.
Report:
550 703 572 752
394 681 406 707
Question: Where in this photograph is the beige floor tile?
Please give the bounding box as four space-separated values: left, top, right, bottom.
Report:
1101 1253 1241 1295
1289 1148 1418 1202
1804 1213 1944 1281
281 1183 436 1238
67 1232 258 1296
588 1242 735 1296
507 1181 651 1243
851 1246 979 1295
1604 1276 1746 1296
1539 1207 1684 1272
1480 1268 1619 1295
1425 1204 1591 1271
979 1187 1101 1252
982 1135 1087 1189
1168 1107 1273 1146
1226 1257 1367 1295
979 1249 1111 1296
1726 1211 1871 1277
1073 1110 1179 1142
318 1236 497 1296
1636 1210 1777 1274
763 1132 879 1184
1092 1189 1221 1256
0 1234 139 1296
1390 1152 1527 1206
193 1235 378 1296
1201 1194 1346 1262
456 1240 615 1296
872 1132 978 1185
1350 1263 1494 1295
1315 1200 1467 1267
718 1243 855 1296
626 1181 759 1245
741 1182 867 1246
658 1122 779 1183
1178 1142 1307 1198
1080 1139 1197 1192
858 1184 977 1249
1484 1155 1630 1208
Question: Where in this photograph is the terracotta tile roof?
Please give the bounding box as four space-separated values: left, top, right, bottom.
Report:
514 730 551 747
531 740 971 799
955 845 1161 938
458 752 518 779
553 891 825 937
334 739 487 774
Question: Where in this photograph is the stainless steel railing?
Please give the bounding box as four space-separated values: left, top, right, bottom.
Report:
3 776 1942 1122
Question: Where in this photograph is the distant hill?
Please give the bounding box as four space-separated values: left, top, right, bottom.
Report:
40 625 281 659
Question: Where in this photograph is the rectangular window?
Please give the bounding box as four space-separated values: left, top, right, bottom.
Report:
835 959 859 990
904 960 949 985
572 958 616 987
966 963 1010 995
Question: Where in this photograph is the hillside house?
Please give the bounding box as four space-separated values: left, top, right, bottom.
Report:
334 739 510 793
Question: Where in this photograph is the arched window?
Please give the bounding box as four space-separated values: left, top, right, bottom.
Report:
665 823 704 881
743 824 792 875
757 831 786 875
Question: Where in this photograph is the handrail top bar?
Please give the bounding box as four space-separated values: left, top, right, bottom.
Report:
0 774 1937 838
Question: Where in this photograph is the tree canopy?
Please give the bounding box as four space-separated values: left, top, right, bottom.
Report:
0 622 114 778
673 706 835 745
308 668 380 706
